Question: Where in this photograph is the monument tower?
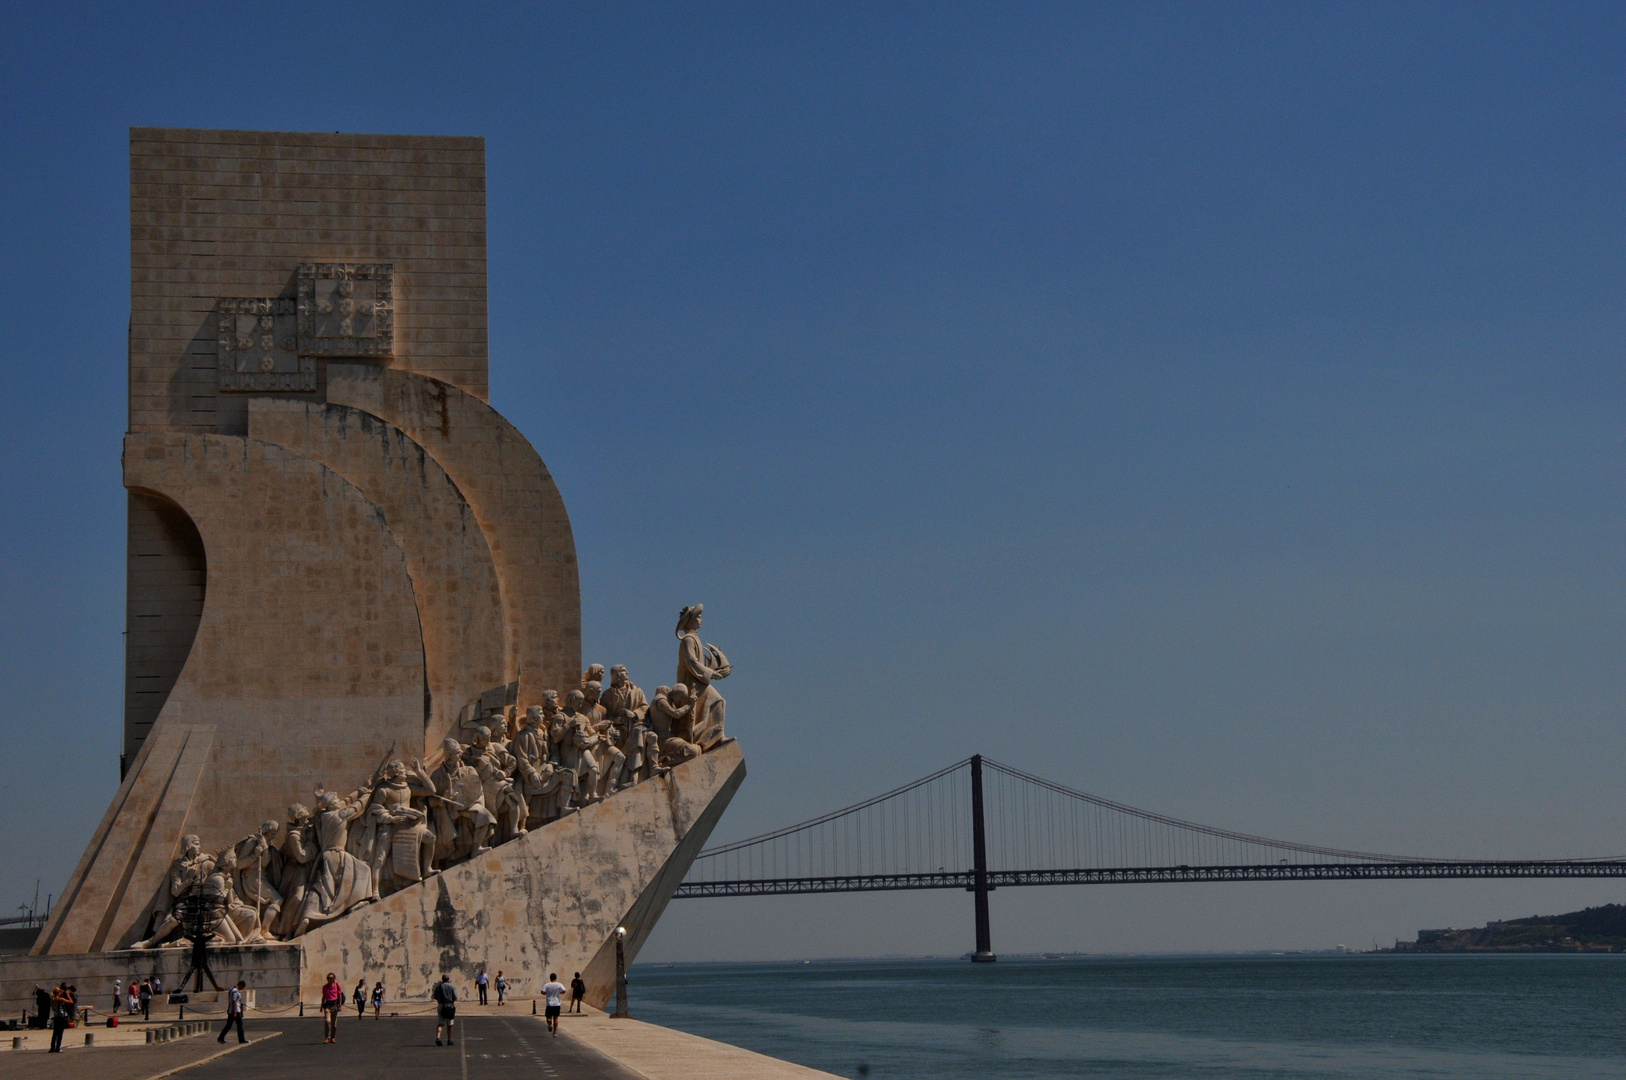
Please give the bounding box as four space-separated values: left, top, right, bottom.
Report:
6 129 743 1010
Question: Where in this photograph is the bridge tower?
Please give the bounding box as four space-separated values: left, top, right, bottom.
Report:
970 754 996 962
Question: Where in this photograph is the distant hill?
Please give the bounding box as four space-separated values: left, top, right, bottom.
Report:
1392 903 1626 952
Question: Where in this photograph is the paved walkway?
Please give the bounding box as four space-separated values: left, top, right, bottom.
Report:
0 1030 274 1080
565 1011 843 1080
182 1014 642 1080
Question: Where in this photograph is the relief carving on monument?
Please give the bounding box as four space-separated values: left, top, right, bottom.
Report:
129 608 736 947
297 263 394 358
216 298 312 392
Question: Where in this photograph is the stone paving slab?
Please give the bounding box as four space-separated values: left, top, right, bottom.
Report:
0 1030 275 1080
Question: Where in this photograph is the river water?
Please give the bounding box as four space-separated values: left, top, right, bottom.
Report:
627 954 1625 1078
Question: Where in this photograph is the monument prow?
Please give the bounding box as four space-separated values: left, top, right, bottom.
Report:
13 127 744 1016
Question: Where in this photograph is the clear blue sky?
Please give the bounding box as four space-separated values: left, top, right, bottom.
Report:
2 2 1624 958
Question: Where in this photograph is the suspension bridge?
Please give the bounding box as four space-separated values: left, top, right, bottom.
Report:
673 755 1626 960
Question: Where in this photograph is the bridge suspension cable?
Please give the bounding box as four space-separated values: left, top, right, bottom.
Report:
675 754 1626 959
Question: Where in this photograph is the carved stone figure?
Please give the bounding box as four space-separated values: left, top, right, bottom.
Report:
558 690 602 806
649 684 702 765
467 731 526 844
208 846 265 943
351 760 432 900
230 821 284 938
273 804 318 939
583 681 626 797
604 665 655 784
513 706 573 826
581 663 605 691
676 604 730 748
293 790 373 936
132 834 213 948
602 664 648 720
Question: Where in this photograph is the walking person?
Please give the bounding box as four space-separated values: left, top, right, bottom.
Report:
353 979 367 1019
432 973 457 1046
48 984 69 1052
476 967 489 1005
569 972 586 1013
371 981 384 1019
495 970 507 1005
542 973 566 1035
113 977 122 1014
320 972 342 1043
138 978 151 1020
217 980 248 1044
128 981 140 1016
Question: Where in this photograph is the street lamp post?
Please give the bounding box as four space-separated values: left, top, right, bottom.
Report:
613 926 629 1018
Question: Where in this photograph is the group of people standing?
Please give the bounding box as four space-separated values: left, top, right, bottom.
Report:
112 975 160 1019
313 968 586 1047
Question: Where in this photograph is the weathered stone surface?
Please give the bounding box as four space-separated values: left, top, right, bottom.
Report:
299 742 745 1006
328 364 580 705
40 434 427 953
247 398 506 748
37 725 214 956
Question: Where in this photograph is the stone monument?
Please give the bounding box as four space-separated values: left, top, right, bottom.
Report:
0 129 745 1013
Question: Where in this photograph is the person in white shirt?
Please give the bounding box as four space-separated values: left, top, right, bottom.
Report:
541 973 567 1035
217 980 247 1044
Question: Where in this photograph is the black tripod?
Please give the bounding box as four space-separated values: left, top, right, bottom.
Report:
176 894 223 992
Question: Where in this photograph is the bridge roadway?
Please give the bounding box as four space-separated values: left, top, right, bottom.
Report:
673 860 1626 897
182 1013 641 1080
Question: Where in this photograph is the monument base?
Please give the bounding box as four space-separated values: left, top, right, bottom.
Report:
0 942 301 1018
2 743 744 1018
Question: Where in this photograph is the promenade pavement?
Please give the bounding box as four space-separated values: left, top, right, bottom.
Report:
182 1013 642 1080
0 1029 274 1080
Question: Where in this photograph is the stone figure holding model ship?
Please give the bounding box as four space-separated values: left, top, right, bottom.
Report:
676 604 731 748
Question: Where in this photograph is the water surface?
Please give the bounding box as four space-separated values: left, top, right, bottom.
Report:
628 954 1625 1078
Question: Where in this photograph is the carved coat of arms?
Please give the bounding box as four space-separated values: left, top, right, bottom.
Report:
297 264 394 358
216 299 310 392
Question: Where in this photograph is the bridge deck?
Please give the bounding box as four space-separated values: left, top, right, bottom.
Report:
674 861 1626 897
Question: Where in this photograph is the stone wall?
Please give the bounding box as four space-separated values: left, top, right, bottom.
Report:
0 944 301 1020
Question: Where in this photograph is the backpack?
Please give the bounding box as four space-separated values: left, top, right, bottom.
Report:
431 982 445 1005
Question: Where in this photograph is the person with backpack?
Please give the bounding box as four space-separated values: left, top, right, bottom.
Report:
217 980 248 1044
432 973 457 1046
569 972 586 1013
320 972 342 1043
542 973 567 1035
